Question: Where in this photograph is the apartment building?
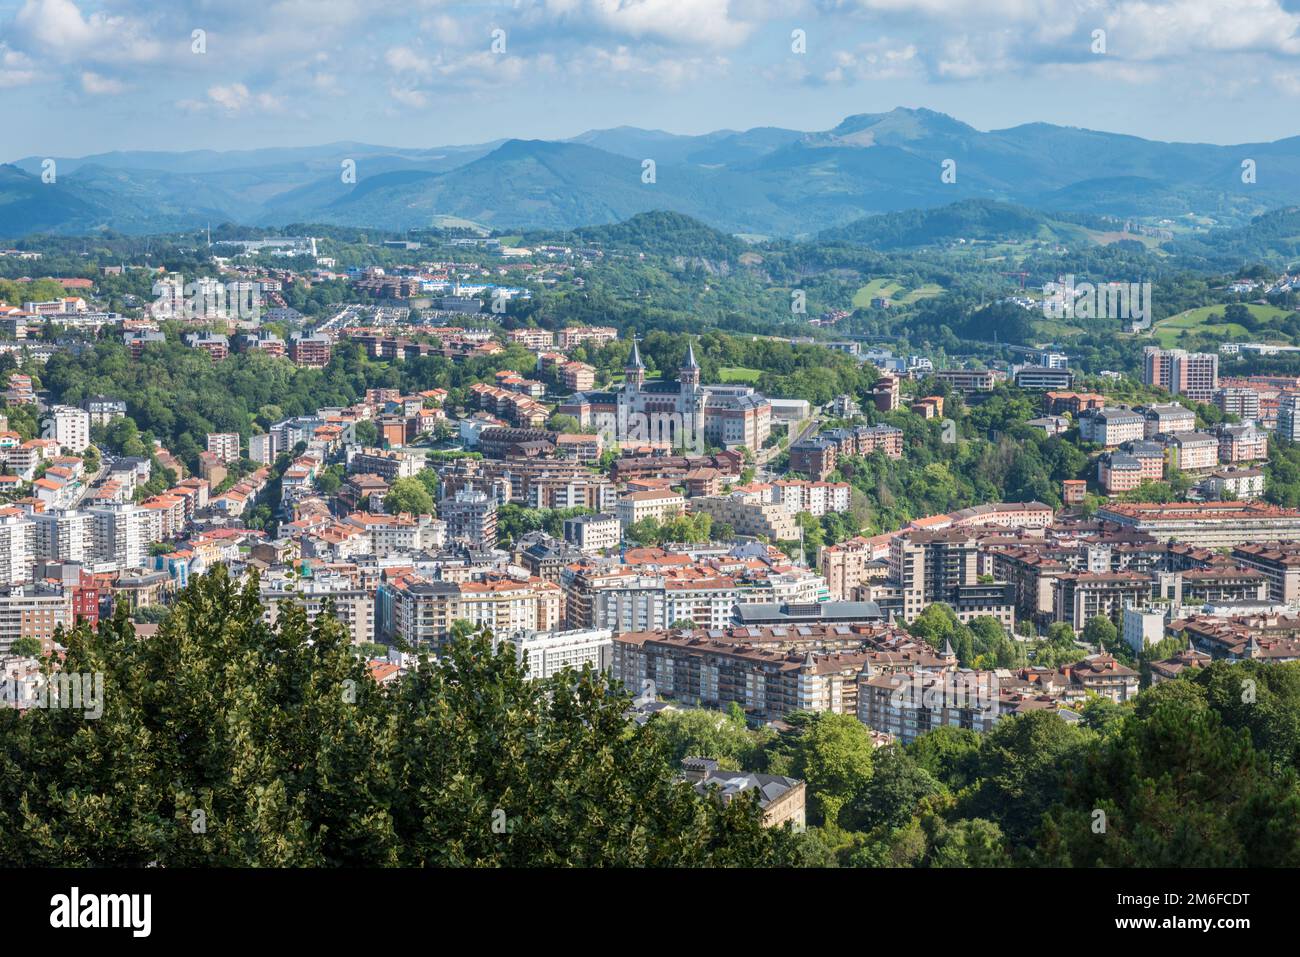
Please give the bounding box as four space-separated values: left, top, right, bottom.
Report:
688 493 799 541
346 447 420 481
288 333 332 368
260 575 376 645
933 369 999 392
441 488 498 546
889 528 979 623
1216 387 1261 422
344 512 445 555
378 574 562 651
820 536 890 601
788 438 837 481
1140 403 1195 438
505 627 613 680
87 504 146 571
1096 501 1300 547
858 668 1000 745
616 489 685 528
249 432 280 465
206 432 241 463
1144 346 1218 402
1231 542 1300 603
1052 571 1152 630
1163 432 1219 472
50 405 91 454
1201 467 1265 501
0 583 74 656
1098 451 1145 493
612 629 873 722
769 480 852 517
563 513 621 554
1079 407 1144 447
31 510 89 566
1216 424 1267 463
0 512 34 586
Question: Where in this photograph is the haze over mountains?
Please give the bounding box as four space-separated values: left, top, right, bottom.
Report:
4 107 1297 239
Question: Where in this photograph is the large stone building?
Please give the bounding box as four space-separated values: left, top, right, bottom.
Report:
559 341 771 452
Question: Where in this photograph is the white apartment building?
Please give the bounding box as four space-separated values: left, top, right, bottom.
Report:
616 490 685 528
249 432 279 465
50 405 91 454
207 432 241 463
0 513 35 585
563 513 621 554
260 576 375 645
32 510 91 565
88 504 146 571
344 513 446 556
505 628 613 680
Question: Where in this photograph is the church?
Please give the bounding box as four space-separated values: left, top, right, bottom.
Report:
557 339 771 452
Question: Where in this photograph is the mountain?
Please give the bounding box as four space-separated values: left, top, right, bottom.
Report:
820 199 1090 248
8 107 1300 238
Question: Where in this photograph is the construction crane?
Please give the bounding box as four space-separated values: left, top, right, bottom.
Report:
1000 270 1030 289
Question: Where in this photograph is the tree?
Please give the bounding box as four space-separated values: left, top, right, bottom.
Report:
846 746 942 832
8 635 42 657
354 419 379 447
791 713 875 829
384 477 435 516
1082 615 1119 650
1034 695 1300 867
961 710 1094 847
650 707 765 769
0 567 804 867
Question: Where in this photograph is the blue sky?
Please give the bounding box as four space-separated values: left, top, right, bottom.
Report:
3 0 1300 160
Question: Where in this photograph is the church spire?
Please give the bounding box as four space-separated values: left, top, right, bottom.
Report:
625 336 645 389
680 337 701 389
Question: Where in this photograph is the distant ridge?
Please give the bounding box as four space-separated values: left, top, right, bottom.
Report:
4 107 1299 238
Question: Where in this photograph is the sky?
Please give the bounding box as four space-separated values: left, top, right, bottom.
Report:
3 0 1300 160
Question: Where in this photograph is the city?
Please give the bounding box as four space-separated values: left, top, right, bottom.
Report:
0 0 1292 929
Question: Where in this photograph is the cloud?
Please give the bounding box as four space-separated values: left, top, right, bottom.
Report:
540 0 760 48
1105 0 1300 59
80 71 125 94
179 82 284 114
0 45 37 88
13 0 162 63
386 46 433 79
820 39 922 84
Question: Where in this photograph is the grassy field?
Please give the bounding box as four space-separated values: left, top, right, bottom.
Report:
718 366 763 384
897 283 944 305
851 278 943 308
1151 303 1294 348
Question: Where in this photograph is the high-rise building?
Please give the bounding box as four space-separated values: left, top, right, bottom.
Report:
441 487 498 546
0 512 35 585
1279 392 1300 442
206 432 241 463
49 405 91 454
31 510 90 565
88 505 146 571
1143 347 1219 402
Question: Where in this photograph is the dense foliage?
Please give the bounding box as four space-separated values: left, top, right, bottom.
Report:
0 567 804 867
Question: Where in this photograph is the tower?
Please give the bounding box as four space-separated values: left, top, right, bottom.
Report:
680 340 701 390
679 339 706 446
625 337 645 390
